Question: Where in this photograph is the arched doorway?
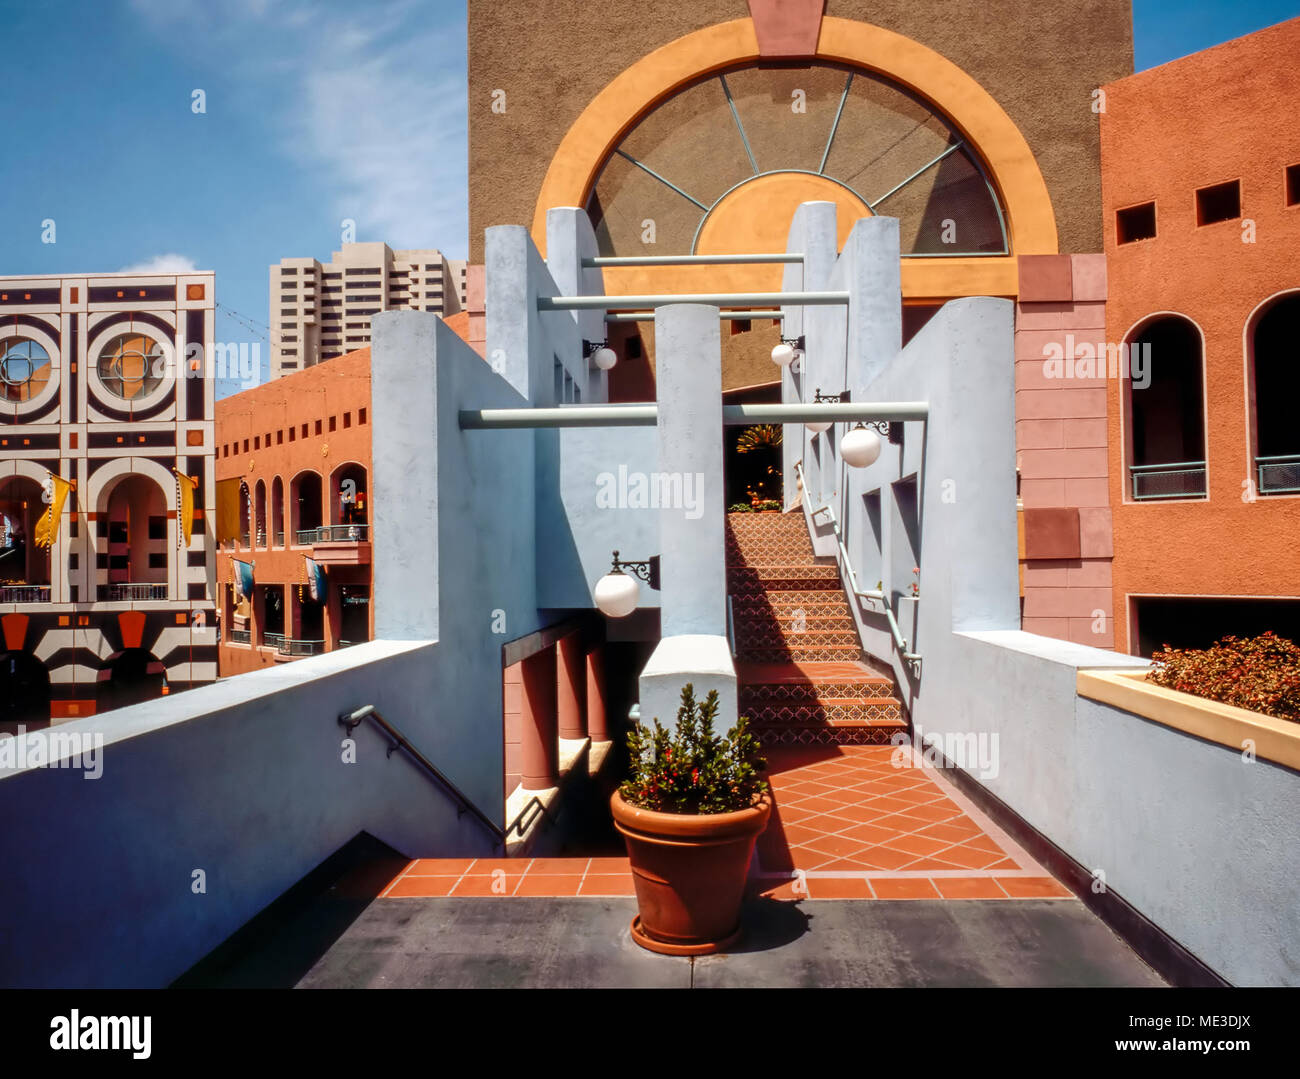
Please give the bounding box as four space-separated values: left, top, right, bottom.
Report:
0 650 50 734
98 648 165 714
103 474 169 599
330 463 368 535
0 475 50 601
290 471 323 543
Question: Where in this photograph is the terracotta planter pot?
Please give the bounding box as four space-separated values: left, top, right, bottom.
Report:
610 789 772 955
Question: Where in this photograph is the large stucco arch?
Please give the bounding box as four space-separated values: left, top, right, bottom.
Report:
531 16 1058 299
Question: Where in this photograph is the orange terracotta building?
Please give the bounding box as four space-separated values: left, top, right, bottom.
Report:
214 348 374 675
1099 17 1300 654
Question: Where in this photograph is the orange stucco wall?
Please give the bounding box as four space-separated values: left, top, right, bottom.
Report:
214 348 374 676
1100 17 1300 653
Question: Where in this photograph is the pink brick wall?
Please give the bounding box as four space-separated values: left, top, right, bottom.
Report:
1016 254 1116 649
503 660 522 794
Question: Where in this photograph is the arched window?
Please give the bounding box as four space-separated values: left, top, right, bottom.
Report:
238 481 251 547
271 477 285 547
290 471 323 543
1125 316 1206 501
586 63 1008 258
254 480 267 548
1249 293 1300 496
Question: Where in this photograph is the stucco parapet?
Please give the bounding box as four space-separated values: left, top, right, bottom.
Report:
1078 669 1300 771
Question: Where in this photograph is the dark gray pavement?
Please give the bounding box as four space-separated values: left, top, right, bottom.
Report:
273 896 1164 988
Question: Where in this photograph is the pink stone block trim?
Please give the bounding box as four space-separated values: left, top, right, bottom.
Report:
1063 418 1108 447
1017 388 1107 419
1018 478 1066 507
1016 419 1064 450
1064 477 1111 507
1066 301 1108 330
1078 506 1115 557
1017 254 1072 303
747 0 824 57
1016 301 1073 331
1023 562 1071 587
1070 254 1108 303
1067 559 1113 588
1021 616 1071 640
1019 447 1108 480
1069 616 1114 648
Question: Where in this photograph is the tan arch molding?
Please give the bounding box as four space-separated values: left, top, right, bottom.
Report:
531 16 1059 298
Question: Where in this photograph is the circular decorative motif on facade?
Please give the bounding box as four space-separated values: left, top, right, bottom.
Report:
0 338 51 401
0 325 61 417
96 333 167 401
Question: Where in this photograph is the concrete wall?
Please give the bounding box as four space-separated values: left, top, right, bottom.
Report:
0 641 496 988
820 229 1299 984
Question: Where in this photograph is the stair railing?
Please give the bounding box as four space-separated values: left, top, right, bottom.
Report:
726 594 738 658
793 460 921 675
338 705 555 846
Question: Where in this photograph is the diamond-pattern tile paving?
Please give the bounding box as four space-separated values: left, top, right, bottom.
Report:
754 745 1072 898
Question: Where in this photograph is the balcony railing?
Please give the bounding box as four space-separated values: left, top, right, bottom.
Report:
0 585 51 604
228 628 252 645
98 583 168 602
273 530 285 548
1256 454 1300 495
1130 461 1207 501
295 524 369 544
278 638 324 657
262 632 285 650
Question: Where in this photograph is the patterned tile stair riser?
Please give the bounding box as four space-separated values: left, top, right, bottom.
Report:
726 511 908 748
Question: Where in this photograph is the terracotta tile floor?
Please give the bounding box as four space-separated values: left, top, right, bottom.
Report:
378 746 1071 902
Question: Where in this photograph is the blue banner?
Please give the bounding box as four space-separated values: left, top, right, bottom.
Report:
232 559 254 599
304 557 327 604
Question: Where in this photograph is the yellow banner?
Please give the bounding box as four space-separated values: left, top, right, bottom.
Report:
174 469 198 548
33 474 72 549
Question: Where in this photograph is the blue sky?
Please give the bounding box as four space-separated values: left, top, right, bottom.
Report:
1 0 1296 398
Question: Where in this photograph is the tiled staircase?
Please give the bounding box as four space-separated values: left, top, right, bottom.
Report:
727 510 907 746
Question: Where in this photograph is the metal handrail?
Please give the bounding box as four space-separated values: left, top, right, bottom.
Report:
99 583 168 602
1128 460 1207 501
794 460 921 672
1255 453 1300 495
0 585 51 603
338 705 555 848
726 594 737 658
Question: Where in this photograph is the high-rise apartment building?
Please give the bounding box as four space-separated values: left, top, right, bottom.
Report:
268 243 466 379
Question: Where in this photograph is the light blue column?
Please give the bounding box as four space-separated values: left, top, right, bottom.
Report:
546 207 608 403
654 303 725 637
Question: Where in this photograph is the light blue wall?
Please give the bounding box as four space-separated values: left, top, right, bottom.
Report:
0 642 496 988
810 221 1299 985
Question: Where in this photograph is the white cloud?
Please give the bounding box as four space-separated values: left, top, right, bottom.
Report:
118 254 201 274
129 0 468 257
